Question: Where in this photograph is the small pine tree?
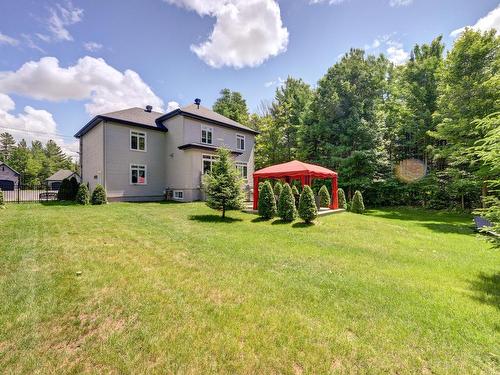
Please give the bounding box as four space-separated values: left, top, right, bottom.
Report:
57 178 71 200
76 183 90 205
91 184 107 205
298 185 318 223
338 188 347 209
203 148 244 218
318 185 331 207
69 176 79 200
258 180 277 219
277 183 297 222
291 185 300 208
351 190 365 214
273 181 283 199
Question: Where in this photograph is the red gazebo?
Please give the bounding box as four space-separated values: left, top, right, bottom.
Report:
253 160 338 210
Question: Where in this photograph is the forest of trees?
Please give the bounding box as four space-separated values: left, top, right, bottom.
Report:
0 132 75 185
213 29 499 212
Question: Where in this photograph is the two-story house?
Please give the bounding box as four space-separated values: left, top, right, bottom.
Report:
74 100 258 202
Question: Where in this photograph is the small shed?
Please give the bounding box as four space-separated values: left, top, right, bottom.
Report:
253 160 338 210
0 162 20 191
45 170 80 190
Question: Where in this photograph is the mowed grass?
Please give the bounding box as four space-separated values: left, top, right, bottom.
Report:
0 202 498 374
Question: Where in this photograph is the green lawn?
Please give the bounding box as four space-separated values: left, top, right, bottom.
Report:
0 202 498 374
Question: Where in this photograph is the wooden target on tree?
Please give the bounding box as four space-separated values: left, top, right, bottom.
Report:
394 159 427 183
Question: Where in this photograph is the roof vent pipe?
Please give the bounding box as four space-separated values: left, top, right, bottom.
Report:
194 98 201 109
145 105 152 112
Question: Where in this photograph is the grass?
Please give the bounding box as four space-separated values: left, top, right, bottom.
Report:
0 202 498 374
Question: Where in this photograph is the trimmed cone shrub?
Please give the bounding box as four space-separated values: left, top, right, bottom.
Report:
0 189 4 206
57 178 71 200
298 185 318 223
258 180 277 219
91 184 107 205
273 182 283 199
292 185 300 208
69 176 79 200
319 185 331 207
76 183 90 205
338 188 347 209
277 183 297 222
351 190 365 214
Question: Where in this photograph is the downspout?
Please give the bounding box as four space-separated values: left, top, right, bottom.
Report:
102 121 107 189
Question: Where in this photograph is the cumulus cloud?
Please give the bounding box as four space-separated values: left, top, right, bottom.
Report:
450 4 500 37
0 32 19 46
83 41 103 52
389 0 413 7
0 56 165 116
0 93 78 158
166 101 180 113
364 35 409 65
37 1 84 42
165 0 289 68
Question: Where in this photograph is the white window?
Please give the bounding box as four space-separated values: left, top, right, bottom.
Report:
236 134 245 151
130 131 146 152
236 162 248 180
201 125 213 145
173 190 184 200
130 164 147 185
202 154 218 174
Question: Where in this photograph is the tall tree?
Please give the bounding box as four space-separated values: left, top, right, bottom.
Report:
0 132 16 162
212 88 250 125
303 49 389 197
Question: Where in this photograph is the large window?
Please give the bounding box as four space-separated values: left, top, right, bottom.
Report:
201 125 213 145
236 134 245 151
130 164 147 184
130 131 146 152
236 162 248 180
202 154 218 174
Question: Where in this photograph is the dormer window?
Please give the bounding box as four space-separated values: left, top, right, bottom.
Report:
236 134 245 151
130 131 146 152
201 125 213 145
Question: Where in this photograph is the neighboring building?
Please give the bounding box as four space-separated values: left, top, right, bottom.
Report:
45 169 80 190
74 101 258 202
0 162 20 191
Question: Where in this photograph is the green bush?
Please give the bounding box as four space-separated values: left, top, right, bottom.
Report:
351 190 365 214
291 185 300 208
277 183 297 222
91 184 107 205
69 176 79 200
338 188 347 209
298 185 318 223
258 180 277 219
57 178 71 201
76 183 90 205
273 181 283 199
0 189 4 206
318 185 331 207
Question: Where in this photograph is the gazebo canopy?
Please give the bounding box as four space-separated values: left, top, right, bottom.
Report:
254 160 337 179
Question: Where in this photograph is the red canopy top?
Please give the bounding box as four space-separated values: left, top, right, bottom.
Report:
254 160 337 179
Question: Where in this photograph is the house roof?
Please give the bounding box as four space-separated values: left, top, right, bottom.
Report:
254 160 337 179
45 169 78 181
74 107 168 138
74 104 259 138
0 162 20 176
156 104 260 135
178 143 243 155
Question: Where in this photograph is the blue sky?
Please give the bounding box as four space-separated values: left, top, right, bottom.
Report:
0 0 498 155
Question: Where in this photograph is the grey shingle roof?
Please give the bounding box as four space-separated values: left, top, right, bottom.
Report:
45 169 78 181
101 107 164 128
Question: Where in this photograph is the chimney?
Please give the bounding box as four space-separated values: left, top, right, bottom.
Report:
194 98 201 109
145 105 153 112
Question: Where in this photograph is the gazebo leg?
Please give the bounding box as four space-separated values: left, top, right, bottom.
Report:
330 176 338 209
253 176 259 210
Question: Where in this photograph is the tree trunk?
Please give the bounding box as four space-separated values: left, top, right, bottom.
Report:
461 194 464 210
222 206 226 218
481 181 488 208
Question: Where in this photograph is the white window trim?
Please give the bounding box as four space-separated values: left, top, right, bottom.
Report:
236 134 245 151
173 190 184 200
130 130 147 152
202 154 218 174
201 125 213 145
130 164 148 185
236 162 248 180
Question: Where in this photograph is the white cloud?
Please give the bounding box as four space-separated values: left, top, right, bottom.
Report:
389 0 413 7
363 35 409 65
0 56 165 116
0 32 19 46
166 101 180 112
165 0 289 68
309 0 346 4
264 76 284 88
0 93 78 158
450 4 500 37
83 41 103 52
43 2 84 42
21 34 46 53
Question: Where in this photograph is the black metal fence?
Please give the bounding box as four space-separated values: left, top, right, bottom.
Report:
2 184 58 203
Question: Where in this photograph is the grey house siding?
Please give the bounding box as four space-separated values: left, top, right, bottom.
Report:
80 121 104 192
104 121 166 201
0 164 19 190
